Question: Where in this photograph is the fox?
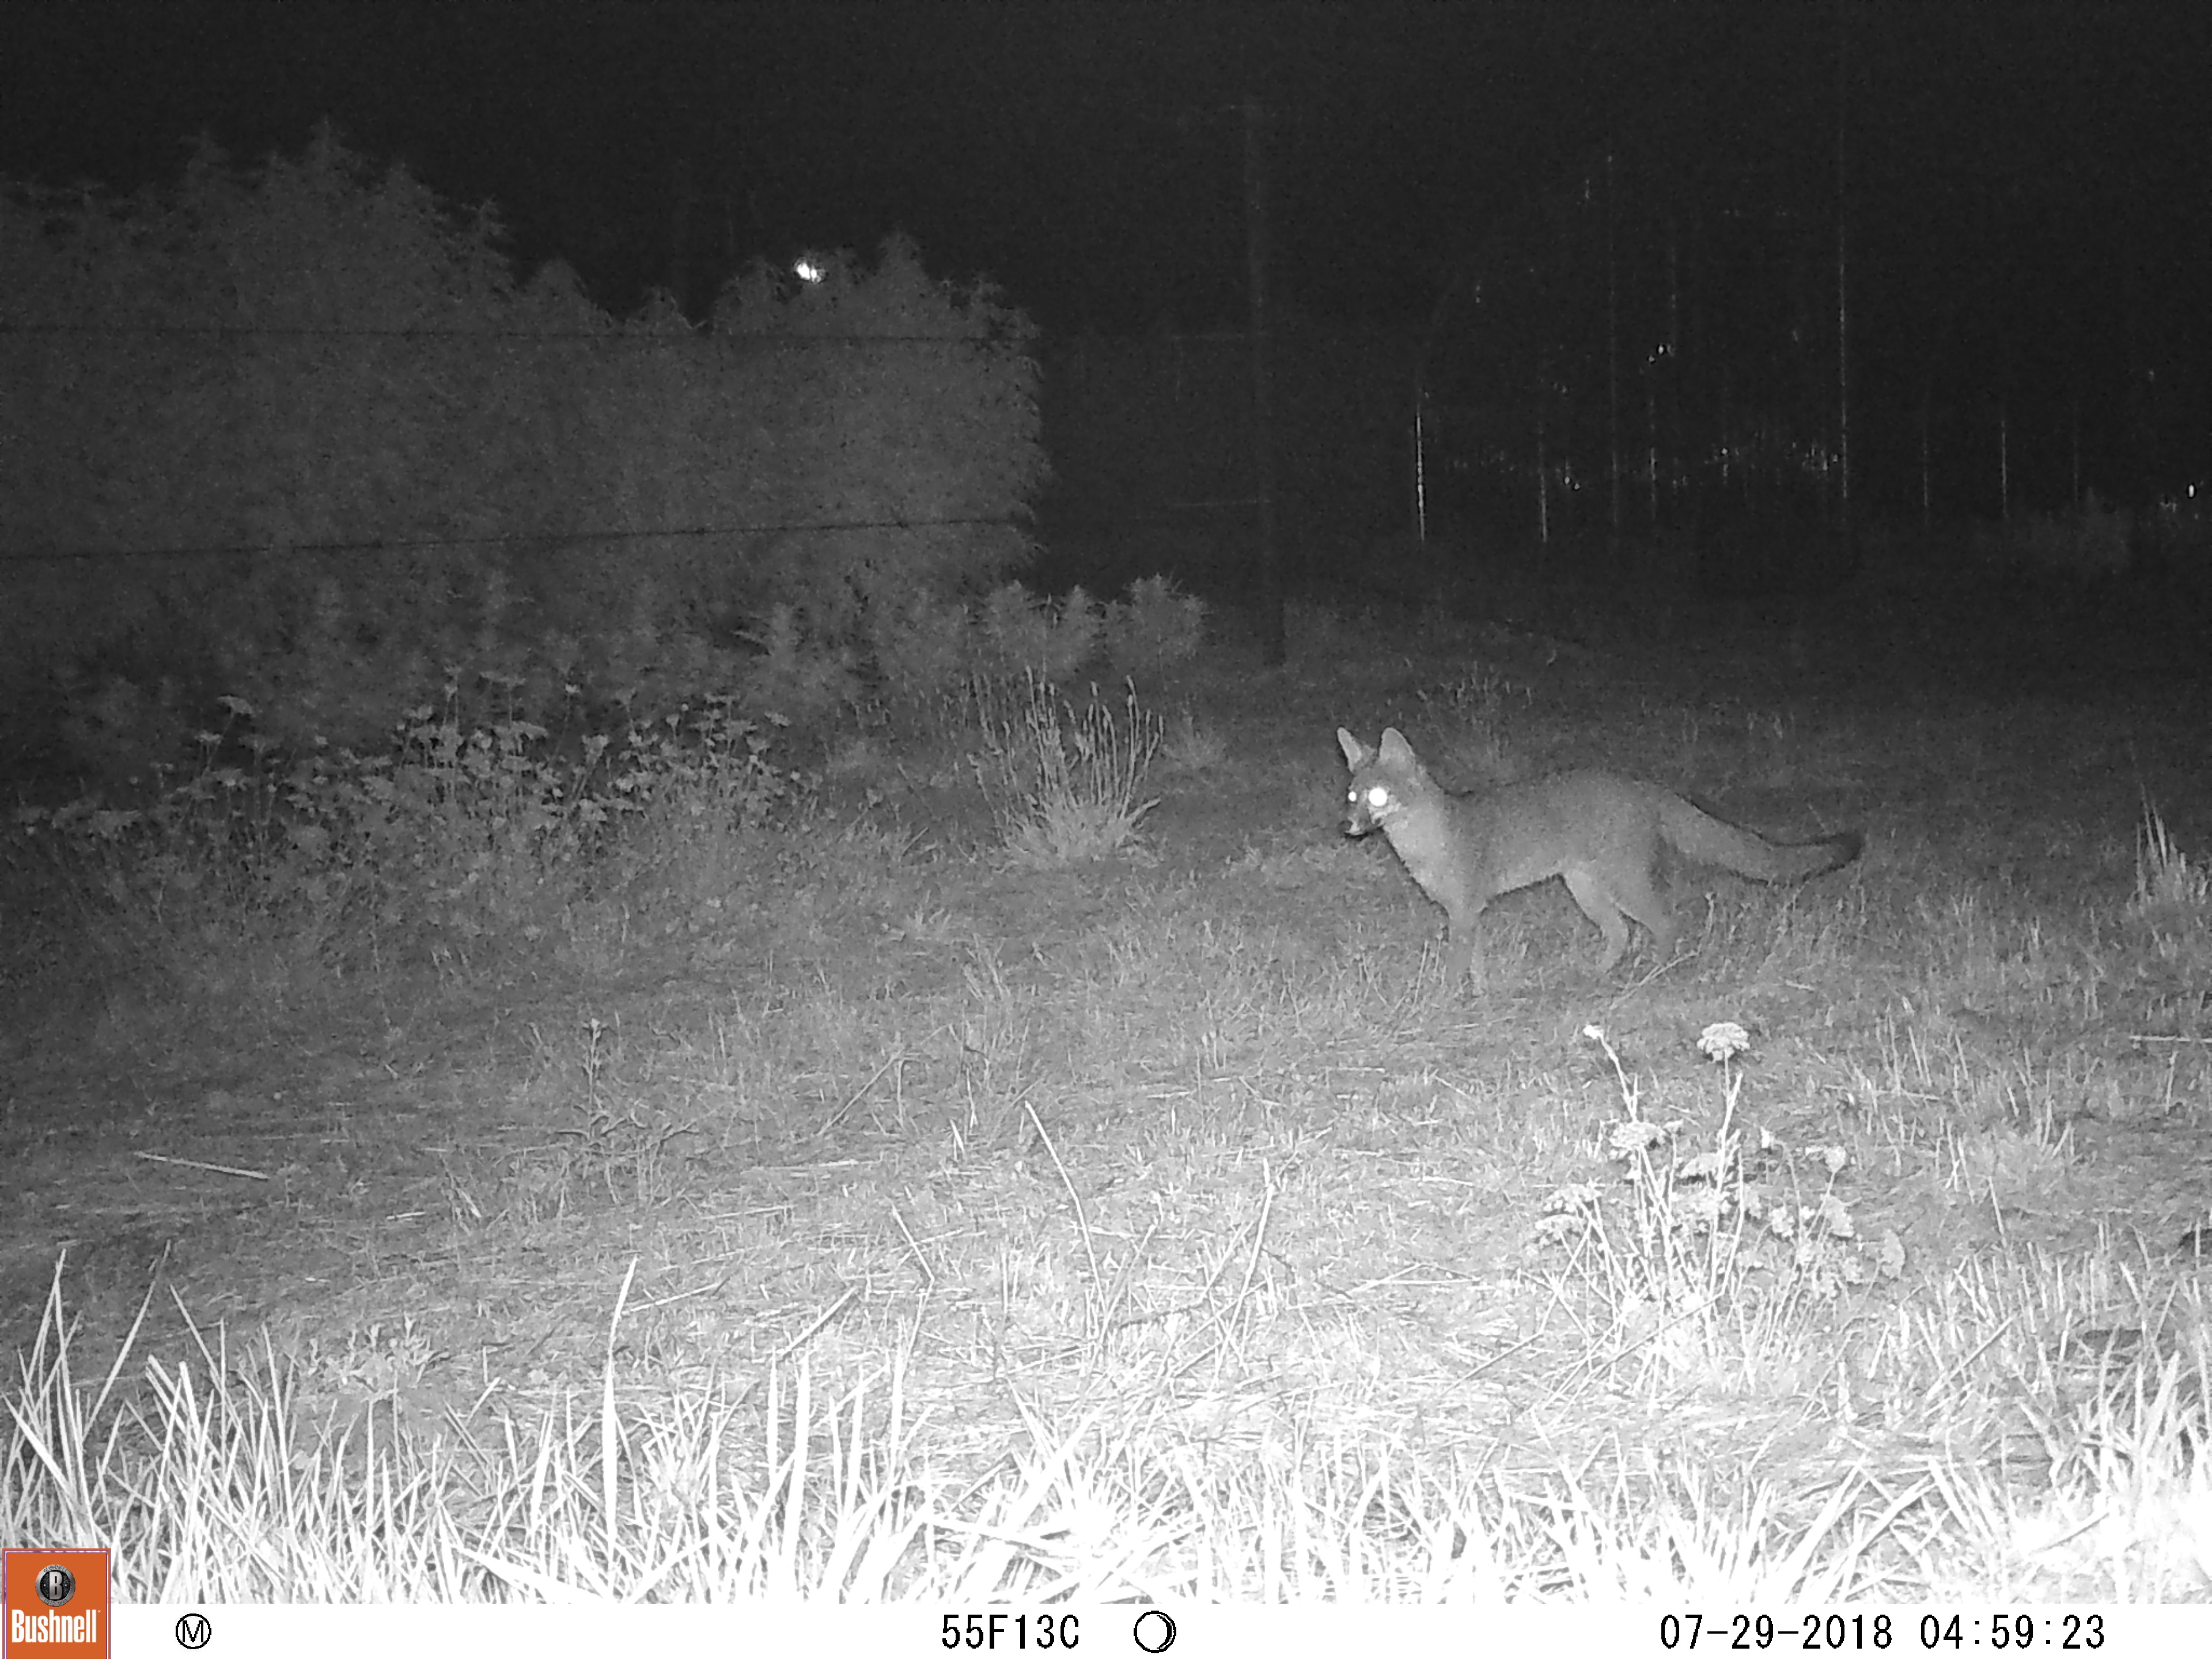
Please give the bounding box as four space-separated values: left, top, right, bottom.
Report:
1338 726 1862 984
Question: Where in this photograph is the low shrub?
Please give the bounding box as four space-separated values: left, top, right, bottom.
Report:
1104 575 1206 679
7 679 805 1013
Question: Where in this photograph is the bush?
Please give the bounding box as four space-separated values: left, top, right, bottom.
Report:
1969 494 2132 578
714 235 1049 638
6 681 805 1013
977 583 1103 681
1105 575 1207 678
868 591 981 703
737 604 858 725
2 134 1046 781
866 582 1108 708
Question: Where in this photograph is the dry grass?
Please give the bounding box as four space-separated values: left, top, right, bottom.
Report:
971 674 1163 868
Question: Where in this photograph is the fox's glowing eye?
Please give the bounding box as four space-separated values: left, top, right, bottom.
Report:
1365 786 1391 809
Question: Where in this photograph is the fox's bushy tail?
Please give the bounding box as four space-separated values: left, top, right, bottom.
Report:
1658 796 1862 883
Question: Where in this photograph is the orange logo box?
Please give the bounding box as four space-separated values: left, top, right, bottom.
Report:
2 1551 108 1659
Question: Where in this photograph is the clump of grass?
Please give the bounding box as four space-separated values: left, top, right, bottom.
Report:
2124 799 2212 990
1159 707 1228 772
975 676 1162 867
2131 797 2209 916
1415 664 1522 783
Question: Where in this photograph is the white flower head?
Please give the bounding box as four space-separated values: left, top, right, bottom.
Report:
1697 1021 1751 1062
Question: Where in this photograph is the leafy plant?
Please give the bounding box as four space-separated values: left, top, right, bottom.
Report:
1536 1022 1904 1330
6 678 804 1010
1159 707 1228 772
737 604 858 725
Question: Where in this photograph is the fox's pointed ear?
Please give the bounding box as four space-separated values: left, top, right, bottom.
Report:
1378 728 1415 763
1336 728 1367 767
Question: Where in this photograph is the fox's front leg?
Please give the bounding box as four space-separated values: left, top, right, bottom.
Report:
1442 918 1482 988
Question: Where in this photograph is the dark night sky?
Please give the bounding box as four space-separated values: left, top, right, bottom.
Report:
3 1 2208 435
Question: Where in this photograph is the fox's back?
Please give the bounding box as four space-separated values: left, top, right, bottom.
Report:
1426 771 1666 892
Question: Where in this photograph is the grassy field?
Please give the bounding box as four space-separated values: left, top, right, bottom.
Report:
2 582 2209 1601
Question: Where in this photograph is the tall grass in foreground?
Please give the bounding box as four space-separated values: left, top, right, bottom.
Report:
6 1253 2207 1601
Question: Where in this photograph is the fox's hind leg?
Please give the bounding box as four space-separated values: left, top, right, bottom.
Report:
1563 867 1679 974
1562 870 1633 973
1611 865 1679 964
